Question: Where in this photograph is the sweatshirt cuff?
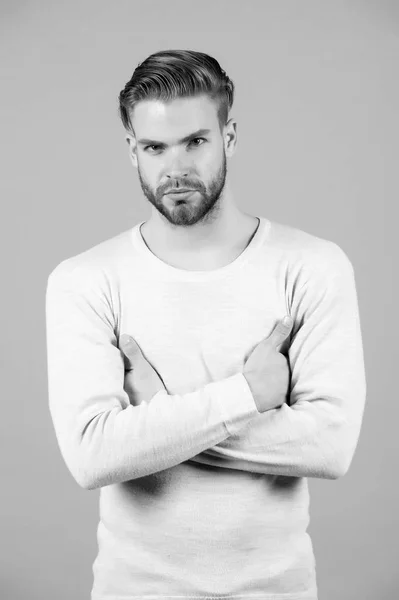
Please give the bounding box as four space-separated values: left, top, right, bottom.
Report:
206 372 260 436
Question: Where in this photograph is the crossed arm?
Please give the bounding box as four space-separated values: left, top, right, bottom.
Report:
185 246 366 480
46 244 366 488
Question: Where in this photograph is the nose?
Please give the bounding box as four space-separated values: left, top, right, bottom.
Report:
165 150 191 181
166 169 189 180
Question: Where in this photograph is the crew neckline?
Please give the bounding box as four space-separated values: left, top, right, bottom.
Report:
130 215 271 282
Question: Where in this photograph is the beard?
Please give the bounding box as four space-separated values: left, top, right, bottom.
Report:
137 150 227 227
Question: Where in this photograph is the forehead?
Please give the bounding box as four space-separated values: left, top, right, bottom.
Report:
131 94 219 138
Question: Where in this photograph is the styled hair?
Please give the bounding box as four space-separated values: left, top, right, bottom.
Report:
118 49 235 134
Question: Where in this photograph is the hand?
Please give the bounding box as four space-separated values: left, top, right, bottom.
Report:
119 334 166 406
243 316 294 413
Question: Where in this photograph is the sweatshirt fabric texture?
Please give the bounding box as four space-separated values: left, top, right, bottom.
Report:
45 215 366 600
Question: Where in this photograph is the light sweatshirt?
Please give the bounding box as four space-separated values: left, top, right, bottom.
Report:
45 215 366 600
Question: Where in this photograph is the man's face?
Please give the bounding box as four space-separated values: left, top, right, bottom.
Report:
126 94 235 227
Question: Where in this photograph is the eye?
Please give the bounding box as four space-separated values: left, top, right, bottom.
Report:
190 137 206 146
143 138 206 153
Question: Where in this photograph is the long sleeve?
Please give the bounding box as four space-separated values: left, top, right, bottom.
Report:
45 261 259 491
188 243 367 480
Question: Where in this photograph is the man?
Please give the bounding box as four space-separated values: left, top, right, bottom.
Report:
45 49 366 599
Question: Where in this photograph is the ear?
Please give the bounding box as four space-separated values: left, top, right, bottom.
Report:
125 133 138 168
224 118 237 158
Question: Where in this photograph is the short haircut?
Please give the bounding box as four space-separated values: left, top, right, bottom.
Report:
118 49 235 134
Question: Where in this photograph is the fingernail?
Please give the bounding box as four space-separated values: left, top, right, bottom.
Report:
283 316 292 326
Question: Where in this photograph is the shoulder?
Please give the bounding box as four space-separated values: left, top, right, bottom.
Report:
46 227 134 292
266 218 354 277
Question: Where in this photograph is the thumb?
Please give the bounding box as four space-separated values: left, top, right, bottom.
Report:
267 316 294 349
119 334 142 366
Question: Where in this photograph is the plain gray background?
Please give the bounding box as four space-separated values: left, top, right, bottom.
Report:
1 1 397 599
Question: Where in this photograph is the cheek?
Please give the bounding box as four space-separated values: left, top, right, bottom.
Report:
203 153 223 178
139 161 157 183
198 146 220 169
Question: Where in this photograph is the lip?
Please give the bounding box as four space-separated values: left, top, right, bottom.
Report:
165 190 197 200
165 188 195 194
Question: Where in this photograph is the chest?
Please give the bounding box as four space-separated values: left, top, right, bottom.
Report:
117 273 287 394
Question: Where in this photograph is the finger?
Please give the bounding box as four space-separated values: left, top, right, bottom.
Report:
268 316 293 349
119 335 142 366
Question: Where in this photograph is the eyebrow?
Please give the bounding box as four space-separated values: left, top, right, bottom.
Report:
137 128 212 147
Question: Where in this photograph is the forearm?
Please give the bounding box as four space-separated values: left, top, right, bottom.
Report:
49 359 259 490
188 395 361 479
